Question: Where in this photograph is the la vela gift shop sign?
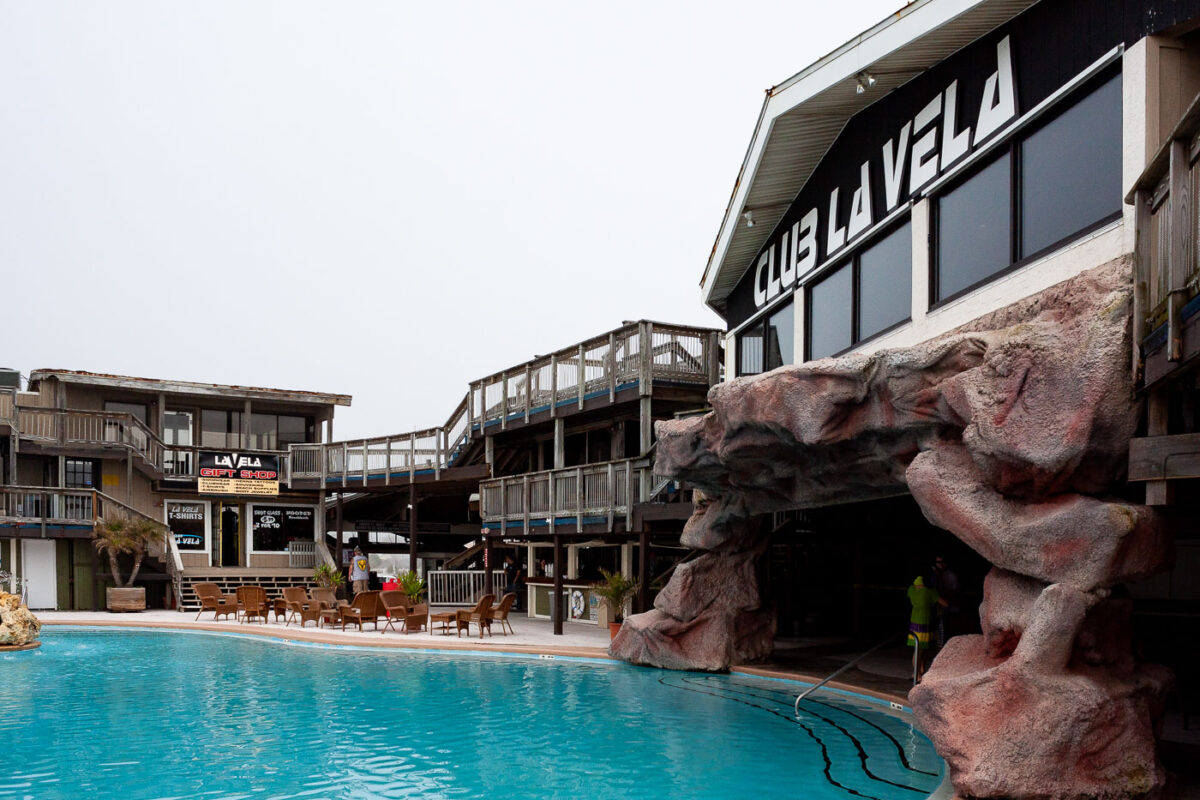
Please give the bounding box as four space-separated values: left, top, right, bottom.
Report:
198 451 280 496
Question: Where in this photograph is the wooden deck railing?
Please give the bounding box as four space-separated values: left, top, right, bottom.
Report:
0 485 99 525
479 457 652 532
14 406 165 472
290 320 721 487
0 388 15 427
1129 91 1200 379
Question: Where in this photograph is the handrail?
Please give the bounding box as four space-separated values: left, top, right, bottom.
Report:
793 631 904 714
289 320 722 487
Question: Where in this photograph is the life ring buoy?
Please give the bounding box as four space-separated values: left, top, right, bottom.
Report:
570 590 585 619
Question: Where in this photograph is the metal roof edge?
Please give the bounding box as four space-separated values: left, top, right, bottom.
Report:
27 369 353 407
701 0 1004 312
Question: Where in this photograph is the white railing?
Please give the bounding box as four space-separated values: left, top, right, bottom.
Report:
289 321 722 486
0 486 96 522
427 569 507 606
479 457 651 531
287 540 318 568
14 407 165 473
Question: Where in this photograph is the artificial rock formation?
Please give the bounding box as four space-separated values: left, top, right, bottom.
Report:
611 257 1174 799
0 591 42 647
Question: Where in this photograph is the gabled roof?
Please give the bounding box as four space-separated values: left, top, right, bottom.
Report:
28 369 352 407
701 0 1037 313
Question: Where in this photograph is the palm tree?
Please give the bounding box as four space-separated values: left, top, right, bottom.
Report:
92 517 164 588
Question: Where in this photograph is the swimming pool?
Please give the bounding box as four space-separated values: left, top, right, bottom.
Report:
1 628 943 799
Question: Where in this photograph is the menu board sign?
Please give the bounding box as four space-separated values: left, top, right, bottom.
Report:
198 452 279 496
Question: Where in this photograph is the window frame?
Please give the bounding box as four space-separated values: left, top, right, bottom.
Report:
805 217 913 362
164 498 212 557
930 65 1123 309
246 502 318 556
735 298 794 377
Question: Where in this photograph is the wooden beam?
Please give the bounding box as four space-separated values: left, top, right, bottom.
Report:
1169 138 1191 363
552 533 563 636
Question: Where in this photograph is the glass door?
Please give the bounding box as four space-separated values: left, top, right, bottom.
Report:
218 503 241 567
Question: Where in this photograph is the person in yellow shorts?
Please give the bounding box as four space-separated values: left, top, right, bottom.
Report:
907 576 947 683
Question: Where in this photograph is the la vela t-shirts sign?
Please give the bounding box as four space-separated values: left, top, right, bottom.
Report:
198 451 280 496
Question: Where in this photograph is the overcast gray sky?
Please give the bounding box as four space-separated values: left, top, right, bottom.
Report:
2 1 902 440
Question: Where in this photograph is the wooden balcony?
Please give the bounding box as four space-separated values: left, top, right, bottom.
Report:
1129 91 1200 388
288 320 721 490
479 457 653 535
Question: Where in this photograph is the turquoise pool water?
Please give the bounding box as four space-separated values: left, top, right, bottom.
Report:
0 628 943 799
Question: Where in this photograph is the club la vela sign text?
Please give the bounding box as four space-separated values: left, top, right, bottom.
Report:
752 36 1017 310
198 451 281 496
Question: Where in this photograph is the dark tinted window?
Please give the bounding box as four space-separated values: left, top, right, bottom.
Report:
857 222 912 340
808 264 853 360
936 153 1011 301
1020 73 1122 258
766 302 794 370
738 327 763 376
277 415 308 447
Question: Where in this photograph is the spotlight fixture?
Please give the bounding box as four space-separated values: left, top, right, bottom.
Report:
855 71 877 94
742 210 754 228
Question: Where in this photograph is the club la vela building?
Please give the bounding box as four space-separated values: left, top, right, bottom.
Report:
608 0 1200 797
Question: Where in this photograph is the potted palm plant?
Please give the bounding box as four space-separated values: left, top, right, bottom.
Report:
397 570 426 605
313 563 345 592
593 568 638 640
92 516 166 612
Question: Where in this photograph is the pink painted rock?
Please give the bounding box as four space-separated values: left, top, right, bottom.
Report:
907 442 1171 591
912 582 1171 799
611 518 775 671
617 258 1174 798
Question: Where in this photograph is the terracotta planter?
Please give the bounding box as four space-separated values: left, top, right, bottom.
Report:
609 621 622 640
106 587 146 612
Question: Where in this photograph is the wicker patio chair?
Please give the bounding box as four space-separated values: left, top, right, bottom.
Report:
193 582 238 622
341 591 384 632
489 592 517 636
311 587 349 627
283 587 321 628
455 593 495 639
401 603 428 634
379 590 410 634
236 586 269 624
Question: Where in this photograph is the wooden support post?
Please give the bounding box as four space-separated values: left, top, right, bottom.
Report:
484 534 494 596
639 396 652 456
707 331 721 386
408 484 418 575
624 462 634 530
467 384 475 433
553 418 565 470
385 439 392 486
523 475 530 533
638 528 649 613
575 467 583 531
435 429 442 480
317 490 326 543
485 435 495 476
606 462 615 532
524 366 532 423
242 400 252 448
577 344 586 409
500 372 509 431
553 533 564 636
1133 188 1150 382
335 493 344 577
550 354 558 418
1169 139 1191 363
342 442 348 488
362 442 368 485
409 433 416 484
1146 386 1173 505
608 332 617 402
